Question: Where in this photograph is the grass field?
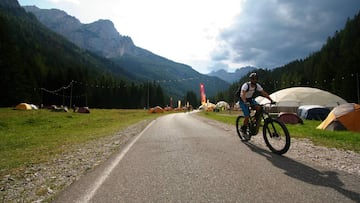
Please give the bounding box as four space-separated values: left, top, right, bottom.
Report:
0 108 161 176
200 111 360 153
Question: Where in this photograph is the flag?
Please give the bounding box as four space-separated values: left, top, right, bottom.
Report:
200 83 206 105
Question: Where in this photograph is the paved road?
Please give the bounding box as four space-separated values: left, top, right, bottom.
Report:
54 112 360 202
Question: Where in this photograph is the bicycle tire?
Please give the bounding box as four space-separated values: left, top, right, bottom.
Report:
263 119 290 155
236 116 247 141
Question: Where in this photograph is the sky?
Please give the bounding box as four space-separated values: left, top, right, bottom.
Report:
18 0 360 74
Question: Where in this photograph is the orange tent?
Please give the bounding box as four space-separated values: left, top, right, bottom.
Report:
15 103 32 110
317 103 360 132
149 106 164 113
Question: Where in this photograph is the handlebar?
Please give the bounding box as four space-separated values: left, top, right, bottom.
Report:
244 101 276 107
259 102 277 108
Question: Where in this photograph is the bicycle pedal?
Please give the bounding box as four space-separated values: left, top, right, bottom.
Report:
243 133 251 141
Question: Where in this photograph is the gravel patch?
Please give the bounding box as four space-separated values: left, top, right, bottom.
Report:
1 114 359 202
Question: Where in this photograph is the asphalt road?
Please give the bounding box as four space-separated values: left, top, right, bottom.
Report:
54 112 360 202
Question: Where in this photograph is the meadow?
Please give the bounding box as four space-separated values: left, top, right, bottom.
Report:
0 108 160 176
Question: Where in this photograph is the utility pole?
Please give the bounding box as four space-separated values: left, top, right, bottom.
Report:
70 80 73 108
62 88 65 106
147 80 149 109
357 73 359 104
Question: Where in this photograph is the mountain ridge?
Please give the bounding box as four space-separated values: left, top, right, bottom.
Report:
23 6 230 99
207 66 257 83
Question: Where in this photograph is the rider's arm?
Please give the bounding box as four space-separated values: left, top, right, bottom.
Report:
260 90 274 103
241 90 247 103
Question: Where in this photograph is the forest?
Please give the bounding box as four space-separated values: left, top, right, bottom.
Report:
213 10 360 105
0 5 167 108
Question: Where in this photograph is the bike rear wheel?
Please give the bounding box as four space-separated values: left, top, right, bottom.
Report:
263 119 290 155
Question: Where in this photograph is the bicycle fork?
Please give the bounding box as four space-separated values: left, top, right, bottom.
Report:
264 118 281 139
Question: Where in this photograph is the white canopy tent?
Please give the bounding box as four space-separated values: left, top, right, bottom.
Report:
256 87 347 112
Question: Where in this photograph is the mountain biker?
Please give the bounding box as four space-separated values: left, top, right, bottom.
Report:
237 72 274 139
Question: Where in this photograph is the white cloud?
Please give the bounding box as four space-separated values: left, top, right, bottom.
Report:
48 0 80 5
213 0 360 69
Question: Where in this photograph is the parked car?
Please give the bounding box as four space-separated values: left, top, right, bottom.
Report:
297 105 330 121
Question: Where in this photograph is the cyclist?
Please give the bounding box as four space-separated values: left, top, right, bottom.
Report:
236 72 274 140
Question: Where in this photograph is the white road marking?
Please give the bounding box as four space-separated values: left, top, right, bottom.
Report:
76 120 156 203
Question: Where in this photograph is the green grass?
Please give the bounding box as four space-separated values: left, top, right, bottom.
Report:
200 111 360 153
0 108 161 176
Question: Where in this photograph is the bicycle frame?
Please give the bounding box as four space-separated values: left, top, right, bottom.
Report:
247 104 273 135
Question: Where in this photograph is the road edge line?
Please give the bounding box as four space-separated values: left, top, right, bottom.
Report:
77 119 156 203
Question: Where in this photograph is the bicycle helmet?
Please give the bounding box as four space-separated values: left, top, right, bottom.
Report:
249 72 258 80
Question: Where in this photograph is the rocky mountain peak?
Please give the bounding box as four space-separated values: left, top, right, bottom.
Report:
23 6 135 58
83 19 122 43
24 6 82 33
0 0 20 8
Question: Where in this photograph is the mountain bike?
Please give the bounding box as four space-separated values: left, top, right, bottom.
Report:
236 102 291 155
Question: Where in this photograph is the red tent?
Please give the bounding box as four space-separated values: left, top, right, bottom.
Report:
278 112 303 124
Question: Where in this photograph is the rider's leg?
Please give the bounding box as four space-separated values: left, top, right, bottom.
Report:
250 100 261 119
239 101 250 131
253 105 261 118
243 116 250 132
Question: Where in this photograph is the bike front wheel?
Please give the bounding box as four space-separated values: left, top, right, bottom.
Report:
263 119 290 155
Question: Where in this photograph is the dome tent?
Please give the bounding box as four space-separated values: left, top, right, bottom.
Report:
149 106 164 113
277 112 303 124
215 101 230 111
317 103 360 132
15 103 32 110
257 87 347 112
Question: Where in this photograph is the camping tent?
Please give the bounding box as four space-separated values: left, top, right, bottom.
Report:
149 106 164 113
317 103 360 132
77 107 90 113
15 103 32 110
199 102 216 111
30 104 38 110
297 105 330 120
257 87 347 112
278 112 303 124
216 101 230 111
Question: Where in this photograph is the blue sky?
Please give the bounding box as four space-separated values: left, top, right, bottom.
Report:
18 0 360 74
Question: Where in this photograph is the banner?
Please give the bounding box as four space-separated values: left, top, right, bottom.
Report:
200 83 206 105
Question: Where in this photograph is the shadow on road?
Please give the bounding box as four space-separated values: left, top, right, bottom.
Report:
242 142 360 202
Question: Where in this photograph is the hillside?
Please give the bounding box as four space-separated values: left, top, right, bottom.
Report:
23 6 230 100
0 2 165 108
